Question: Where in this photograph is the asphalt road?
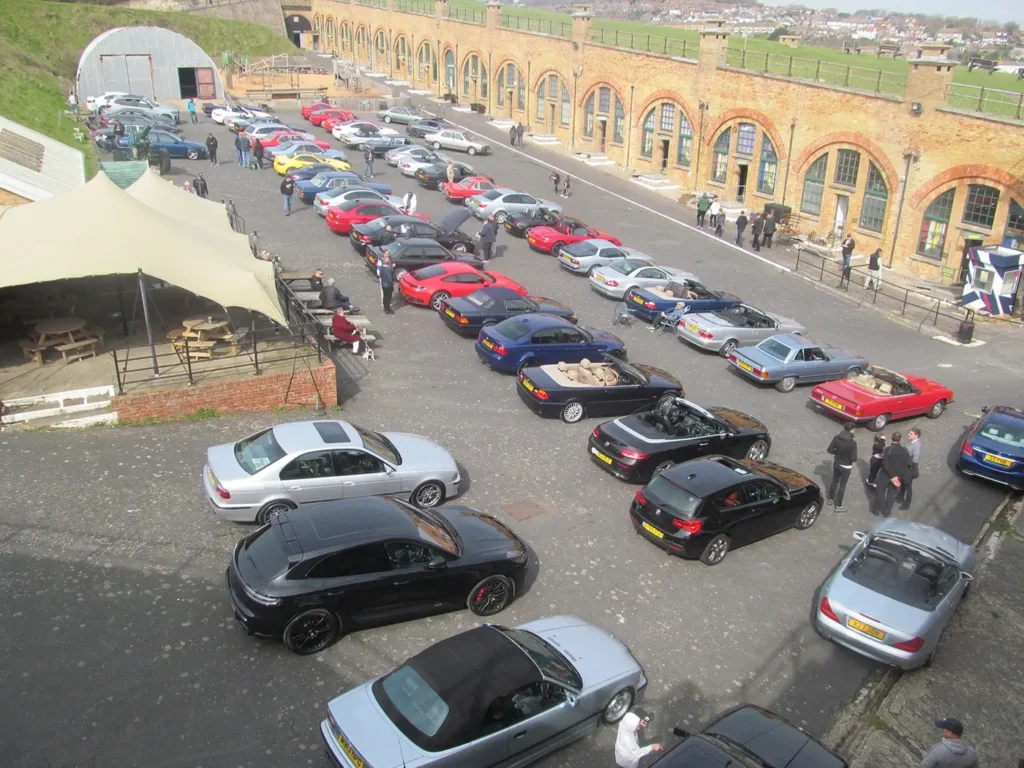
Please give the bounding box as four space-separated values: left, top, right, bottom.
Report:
0 108 1016 768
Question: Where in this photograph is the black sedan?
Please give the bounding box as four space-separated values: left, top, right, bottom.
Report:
360 135 413 157
349 210 476 255
285 163 342 182
518 356 682 423
589 397 771 482
406 118 447 138
226 497 530 655
630 456 822 564
415 160 479 189
505 210 587 238
438 287 576 337
365 237 484 274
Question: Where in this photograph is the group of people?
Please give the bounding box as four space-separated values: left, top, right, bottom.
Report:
825 421 922 515
838 233 884 290
549 171 572 198
180 173 209 198
233 130 265 170
696 194 777 249
507 122 526 148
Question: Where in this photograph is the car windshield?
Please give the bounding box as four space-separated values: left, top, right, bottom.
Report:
979 414 1024 448
498 628 583 690
354 425 401 465
394 499 460 555
479 190 503 201
844 534 955 611
758 338 793 361
567 241 599 256
380 666 450 737
644 475 702 516
234 428 286 474
609 259 645 275
493 317 533 340
464 291 495 308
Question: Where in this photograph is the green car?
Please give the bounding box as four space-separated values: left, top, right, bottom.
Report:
376 106 418 125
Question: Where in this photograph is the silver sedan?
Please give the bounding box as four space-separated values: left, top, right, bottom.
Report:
313 187 404 216
396 148 451 176
467 189 561 223
588 259 697 299
425 129 491 155
202 420 461 523
386 144 426 166
377 106 418 124
676 304 806 357
557 240 653 276
815 518 976 669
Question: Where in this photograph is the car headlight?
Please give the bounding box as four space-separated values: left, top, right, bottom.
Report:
506 549 528 566
637 668 648 692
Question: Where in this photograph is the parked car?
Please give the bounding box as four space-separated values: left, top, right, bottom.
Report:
630 455 822 565
416 160 480 190
377 106 419 124
116 129 207 160
259 129 318 148
202 420 462 523
104 96 179 122
957 405 1024 489
557 241 651 276
590 261 697 301
359 134 414 157
296 171 390 202
366 237 484 273
242 122 290 141
438 288 576 337
728 334 869 393
273 153 351 175
398 149 452 177
349 209 476 254
676 304 806 358
103 108 178 130
386 143 429 166
313 187 402 216
282 163 342 182
505 210 582 238
518 356 681 423
309 108 354 127
425 129 491 155
327 200 424 234
810 366 953 430
321 617 648 767
88 91 136 111
406 117 447 137
527 222 622 255
441 176 498 202
301 101 334 119
227 497 527 654
322 114 358 133
467 189 561 223
399 262 526 310
211 106 271 125
475 315 625 375
264 140 339 161
333 121 398 142
623 280 740 322
589 396 771 482
816 519 975 669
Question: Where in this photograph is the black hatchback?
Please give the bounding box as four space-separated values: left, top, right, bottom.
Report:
365 237 484 274
226 497 530 654
629 456 822 565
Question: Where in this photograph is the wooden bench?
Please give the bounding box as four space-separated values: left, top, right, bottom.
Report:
217 331 250 356
876 42 901 58
172 339 217 360
968 58 997 74
56 338 99 364
18 339 49 366
83 326 106 344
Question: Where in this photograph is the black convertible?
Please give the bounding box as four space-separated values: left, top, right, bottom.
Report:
504 210 586 238
589 397 772 481
438 288 576 336
517 356 682 423
415 161 481 189
350 210 477 255
365 237 484 273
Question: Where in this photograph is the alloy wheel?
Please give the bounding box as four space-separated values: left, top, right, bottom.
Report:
797 501 820 529
719 340 738 358
846 367 861 379
283 610 338 655
746 440 769 461
871 413 889 431
776 376 797 393
928 400 946 419
413 481 444 508
603 689 633 724
701 535 729 565
469 576 512 616
257 501 292 525
431 292 450 310
561 401 585 423
655 461 674 475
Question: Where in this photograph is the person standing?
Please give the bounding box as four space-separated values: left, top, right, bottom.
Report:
708 196 722 234
614 708 662 768
508 124 517 148
187 98 197 124
446 161 456 185
866 433 886 487
377 252 396 314
363 145 374 178
402 191 417 214
865 248 882 290
826 422 857 512
479 215 497 262
380 224 396 247
761 213 777 249
750 213 763 251
206 133 218 165
561 174 571 198
735 210 749 248
280 176 294 216
68 89 78 116
897 427 922 510
696 193 710 228
921 717 979 768
194 173 209 199
252 138 265 170
550 171 561 196
516 122 525 147
872 431 911 518
840 233 855 287
234 131 245 167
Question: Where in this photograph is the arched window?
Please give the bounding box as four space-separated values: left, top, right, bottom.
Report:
736 123 756 156
418 43 436 82
1005 199 1024 249
535 73 567 126
859 163 888 232
560 82 569 126
599 87 611 113
711 128 730 183
356 27 369 66
444 50 456 92
758 136 777 195
583 93 595 137
480 63 488 99
613 97 624 143
497 63 523 110
374 31 388 68
516 67 526 110
462 55 476 96
325 18 335 53
394 37 408 74
834 149 861 187
800 154 828 216
660 104 675 133
496 69 505 106
917 188 955 260
962 184 1000 228
677 114 692 166
640 108 655 158
341 23 350 53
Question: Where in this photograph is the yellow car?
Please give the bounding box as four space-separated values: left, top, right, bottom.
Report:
273 153 352 175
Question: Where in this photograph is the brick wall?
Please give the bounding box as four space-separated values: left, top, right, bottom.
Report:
113 359 337 421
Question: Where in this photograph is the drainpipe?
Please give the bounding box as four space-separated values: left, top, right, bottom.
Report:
436 39 442 97
526 61 531 125
693 100 707 190
487 52 493 117
780 117 796 207
570 66 582 151
625 84 635 171
887 150 918 270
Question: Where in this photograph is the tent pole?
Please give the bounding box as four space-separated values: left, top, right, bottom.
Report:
116 277 129 338
137 269 160 376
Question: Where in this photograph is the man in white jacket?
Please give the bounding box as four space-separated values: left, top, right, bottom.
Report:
615 708 662 768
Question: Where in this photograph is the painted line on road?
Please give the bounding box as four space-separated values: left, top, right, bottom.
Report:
419 107 791 273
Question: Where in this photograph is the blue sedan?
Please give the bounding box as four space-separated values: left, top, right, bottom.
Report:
475 314 625 374
294 171 391 202
957 406 1024 490
116 129 207 160
623 279 741 322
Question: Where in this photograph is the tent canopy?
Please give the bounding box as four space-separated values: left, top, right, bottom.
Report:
0 172 285 325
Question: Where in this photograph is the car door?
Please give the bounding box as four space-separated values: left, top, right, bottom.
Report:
631 267 667 290
800 346 833 382
517 195 539 214
333 449 404 498
742 479 794 538
597 247 625 267
381 541 468 616
421 243 451 267
528 328 563 365
708 482 772 547
278 450 344 505
392 244 423 270
502 683 580 765
310 544 395 626
893 383 925 418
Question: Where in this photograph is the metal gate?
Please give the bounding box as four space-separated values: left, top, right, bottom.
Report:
99 55 154 99
196 67 216 99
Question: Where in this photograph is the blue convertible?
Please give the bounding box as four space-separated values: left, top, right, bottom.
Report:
294 171 391 202
957 405 1024 490
623 279 741 323
475 314 626 374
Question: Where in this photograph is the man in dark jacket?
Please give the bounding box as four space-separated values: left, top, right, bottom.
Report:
735 210 749 248
252 138 265 170
826 422 857 512
508 124 517 148
280 177 294 216
839 234 855 286
234 131 247 167
479 215 497 262
761 214 777 248
750 214 763 251
516 123 524 147
696 194 710 228
319 278 354 312
872 431 912 517
205 133 218 165
377 253 396 313
363 145 374 178
379 224 396 247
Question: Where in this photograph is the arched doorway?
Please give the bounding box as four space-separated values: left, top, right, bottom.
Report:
443 49 456 95
495 61 526 119
534 71 569 135
460 53 487 105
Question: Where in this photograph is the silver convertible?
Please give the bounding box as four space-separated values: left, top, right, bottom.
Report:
557 240 653 276
322 616 647 768
202 420 461 523
676 304 806 358
727 334 869 393
815 519 976 669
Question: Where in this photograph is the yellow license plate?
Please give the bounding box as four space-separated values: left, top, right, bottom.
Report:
505 222 513 230
336 735 364 768
631 294 643 304
522 379 535 392
444 308 456 318
641 521 664 539
847 618 886 640
685 323 699 333
207 468 217 487
367 254 377 264
823 397 844 410
984 453 1013 466
738 360 753 372
482 338 495 350
591 448 612 465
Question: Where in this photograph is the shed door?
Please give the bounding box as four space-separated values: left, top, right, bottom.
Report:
100 55 130 95
196 67 216 99
125 55 155 99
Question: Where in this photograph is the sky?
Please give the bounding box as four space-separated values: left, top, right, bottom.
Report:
763 0 1023 24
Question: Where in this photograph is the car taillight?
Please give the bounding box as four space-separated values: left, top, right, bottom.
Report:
673 518 703 533
698 329 714 339
569 258 579 265
605 280 619 287
592 427 601 438
216 484 231 500
534 388 549 401
358 234 370 242
893 636 925 652
644 301 656 309
457 316 469 324
819 597 839 622
635 490 647 506
759 369 769 379
961 441 974 456
621 448 648 460
493 344 507 356
728 354 738 362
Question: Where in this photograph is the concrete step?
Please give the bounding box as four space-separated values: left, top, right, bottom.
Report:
630 173 681 194
384 79 409 86
365 72 388 79
451 105 474 113
529 134 561 146
1 385 116 425
490 118 516 130
407 89 434 96
576 153 615 167
3 407 118 430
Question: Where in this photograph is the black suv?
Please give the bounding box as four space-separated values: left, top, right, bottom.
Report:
365 237 484 274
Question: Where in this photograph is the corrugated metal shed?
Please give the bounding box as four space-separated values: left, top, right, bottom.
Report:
99 161 150 189
0 115 85 202
77 27 225 103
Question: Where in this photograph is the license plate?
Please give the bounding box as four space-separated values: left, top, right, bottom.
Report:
641 521 664 539
984 453 1013 467
685 323 699 333
591 447 612 465
737 360 753 373
630 294 643 304
336 734 364 768
444 308 456 318
482 338 495 350
522 379 535 392
596 275 606 283
505 222 513 230
367 254 377 264
823 397 844 410
207 468 217 487
848 618 886 640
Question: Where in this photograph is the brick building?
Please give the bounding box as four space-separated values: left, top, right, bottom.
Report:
310 1 1024 282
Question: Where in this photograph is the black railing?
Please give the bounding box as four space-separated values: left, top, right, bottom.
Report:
501 14 570 38
449 6 485 24
223 199 245 234
588 28 697 58
725 48 907 95
396 0 434 14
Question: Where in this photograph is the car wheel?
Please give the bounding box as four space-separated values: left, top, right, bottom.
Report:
551 242 566 256
602 688 634 725
700 534 730 565
467 146 477 156
924 644 938 667
256 500 295 525
927 399 946 419
516 358 535 376
869 413 889 432
467 575 513 616
412 480 445 508
410 130 420 138
494 210 508 224
283 609 339 655
846 367 862 379
186 148 200 160
451 242 468 253
775 376 797 393
746 439 769 461
430 292 451 310
560 401 585 423
719 340 738 358
587 265 597 276
795 500 821 529
383 115 392 123
432 141 441 149
654 460 674 475
656 392 678 410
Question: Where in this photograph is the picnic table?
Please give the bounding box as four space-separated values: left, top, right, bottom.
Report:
316 313 370 329
293 291 322 308
22 317 101 365
35 317 86 346
279 271 317 289
182 315 231 341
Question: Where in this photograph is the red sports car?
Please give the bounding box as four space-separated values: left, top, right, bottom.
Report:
310 109 354 127
301 102 334 119
441 176 497 202
398 262 527 310
526 221 622 255
322 116 356 133
809 367 953 432
326 201 428 234
260 130 312 149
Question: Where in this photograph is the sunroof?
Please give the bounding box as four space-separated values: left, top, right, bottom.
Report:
313 421 351 443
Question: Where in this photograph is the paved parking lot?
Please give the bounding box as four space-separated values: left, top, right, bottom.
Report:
1 108 1017 768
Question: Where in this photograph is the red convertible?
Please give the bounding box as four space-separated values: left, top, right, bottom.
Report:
310 108 355 127
809 367 953 431
398 262 527 310
526 221 622 255
327 201 428 234
441 176 497 203
301 102 333 119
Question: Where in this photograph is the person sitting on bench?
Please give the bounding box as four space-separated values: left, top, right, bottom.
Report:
310 268 326 291
319 277 356 312
332 310 363 354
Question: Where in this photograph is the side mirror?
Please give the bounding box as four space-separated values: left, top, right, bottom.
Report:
961 572 974 582
427 556 447 570
852 531 866 541
673 726 691 738
981 405 990 413
383 464 396 475
565 693 578 708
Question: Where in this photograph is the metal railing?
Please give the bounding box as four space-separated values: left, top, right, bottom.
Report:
396 0 434 14
448 6 485 24
944 83 1024 121
588 28 697 59
501 14 571 38
725 48 907 95
353 0 386 7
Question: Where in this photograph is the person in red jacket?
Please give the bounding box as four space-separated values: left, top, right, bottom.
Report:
331 310 362 354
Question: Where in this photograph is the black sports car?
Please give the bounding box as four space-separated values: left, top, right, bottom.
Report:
630 456 822 564
365 237 484 274
505 210 587 238
285 163 341 182
360 135 413 157
415 161 479 189
518 356 682 423
226 497 530 655
350 209 477 255
406 118 447 138
438 287 577 337
589 397 771 482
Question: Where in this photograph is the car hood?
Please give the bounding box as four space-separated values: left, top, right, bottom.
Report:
519 616 640 690
206 442 251 485
327 685 422 768
634 364 682 389
442 507 523 552
528 226 560 240
382 432 458 473
437 208 473 234
711 407 767 434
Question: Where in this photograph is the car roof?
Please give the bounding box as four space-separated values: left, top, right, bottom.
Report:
466 287 521 301
387 237 447 248
271 420 360 454
283 496 420 555
702 704 848 768
381 214 430 225
660 456 757 497
497 313 571 333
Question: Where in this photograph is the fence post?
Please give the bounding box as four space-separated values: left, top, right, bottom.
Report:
815 60 821 81
844 65 851 87
795 248 801 271
252 330 261 375
901 289 909 315
741 49 746 69
112 350 124 395
934 300 941 326
875 69 882 92
977 87 985 112
819 256 826 281
1017 92 1024 121
662 36 667 55
184 337 195 385
787 55 793 77
315 323 324 363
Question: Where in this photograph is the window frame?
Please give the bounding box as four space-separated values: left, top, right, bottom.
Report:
676 113 692 167
735 122 756 157
916 188 955 260
613 97 625 143
659 103 675 134
833 149 861 188
711 128 731 183
757 136 777 196
858 163 888 233
640 108 655 158
800 154 828 217
962 184 1000 229
583 93 595 137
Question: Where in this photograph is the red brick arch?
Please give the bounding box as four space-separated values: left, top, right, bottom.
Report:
458 49 487 71
794 132 899 196
703 108 787 163
530 69 569 93
372 27 388 46
577 80 627 109
909 165 1024 211
633 89 697 134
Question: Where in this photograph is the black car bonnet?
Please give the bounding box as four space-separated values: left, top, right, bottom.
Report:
437 208 473 235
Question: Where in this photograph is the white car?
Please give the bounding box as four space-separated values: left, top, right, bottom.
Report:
397 149 451 177
331 121 398 140
211 106 271 125
87 92 135 112
425 129 491 156
588 260 698 300
313 187 404 216
386 144 431 166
